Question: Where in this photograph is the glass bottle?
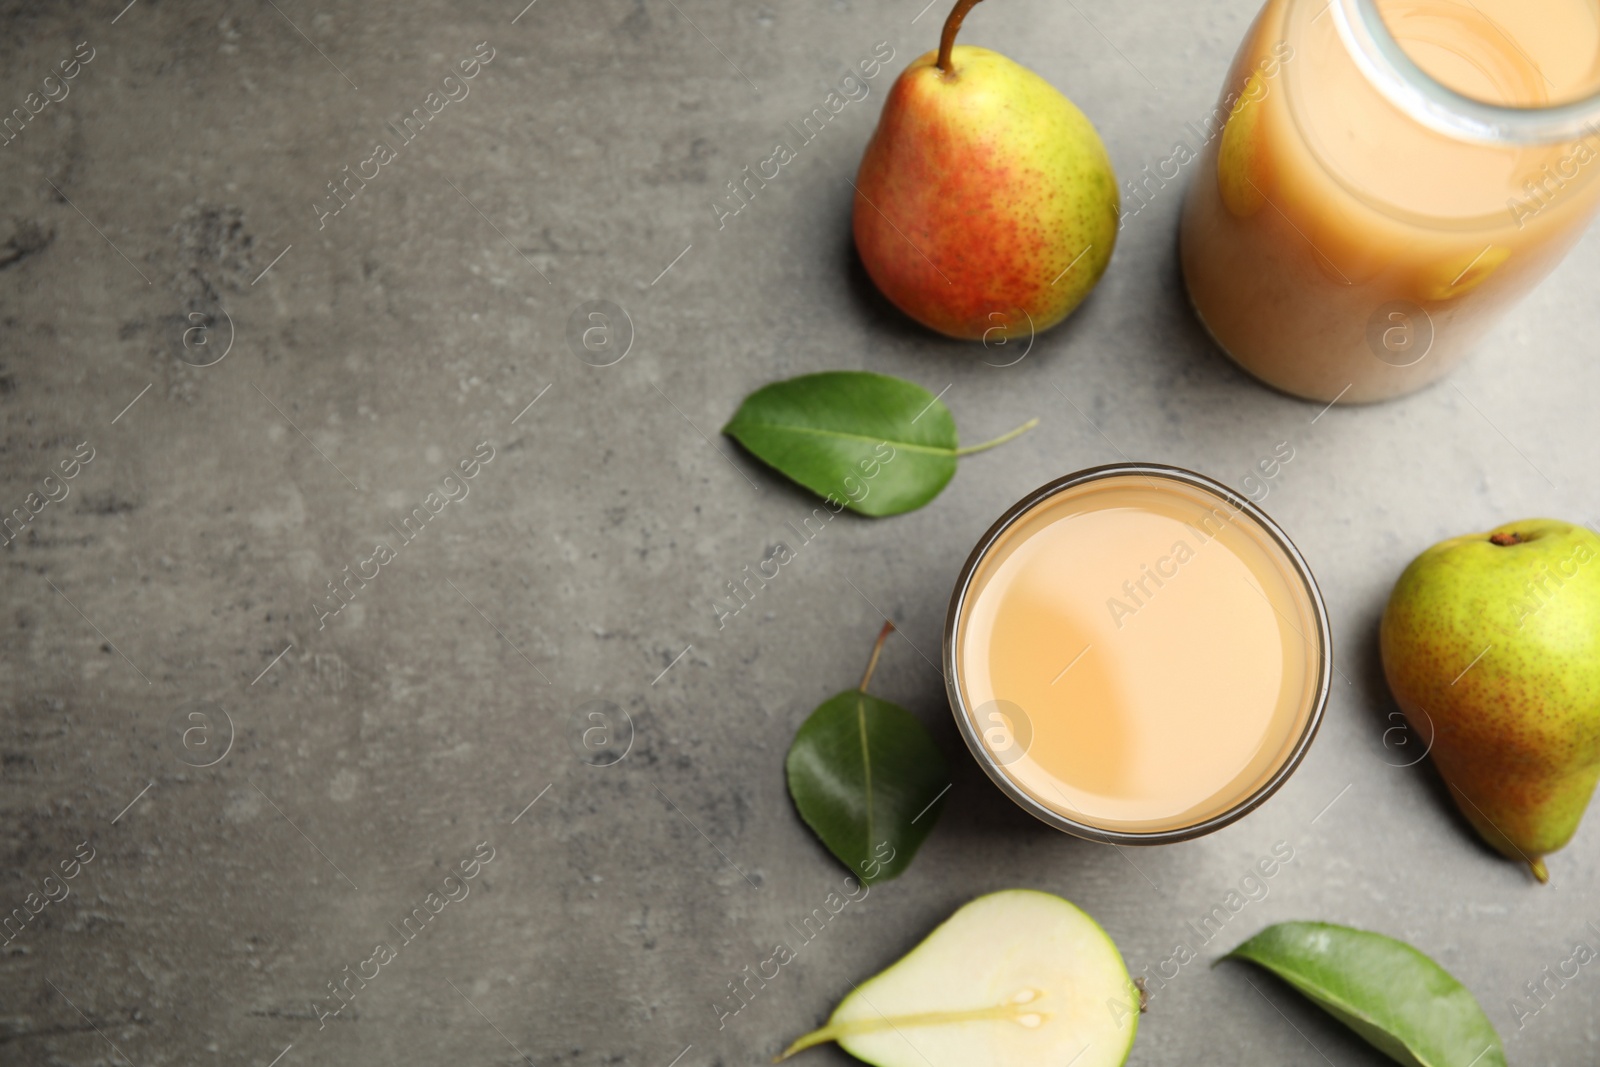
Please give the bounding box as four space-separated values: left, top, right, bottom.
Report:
1180 0 1600 402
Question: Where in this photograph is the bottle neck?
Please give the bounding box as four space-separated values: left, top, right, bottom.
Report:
1327 0 1600 145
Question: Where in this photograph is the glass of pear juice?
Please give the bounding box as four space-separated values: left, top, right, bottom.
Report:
1180 0 1600 403
943 465 1332 844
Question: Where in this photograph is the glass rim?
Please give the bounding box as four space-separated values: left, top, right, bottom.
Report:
941 463 1334 846
1329 0 1600 145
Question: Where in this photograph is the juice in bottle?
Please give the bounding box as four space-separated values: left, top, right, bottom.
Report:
1180 0 1600 402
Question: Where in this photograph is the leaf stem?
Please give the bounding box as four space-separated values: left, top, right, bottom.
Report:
859 620 895 692
954 417 1039 456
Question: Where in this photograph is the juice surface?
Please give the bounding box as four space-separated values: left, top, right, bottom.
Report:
955 475 1322 834
1180 0 1600 402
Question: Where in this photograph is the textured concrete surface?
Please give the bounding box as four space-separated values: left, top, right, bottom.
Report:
2 1 1599 1065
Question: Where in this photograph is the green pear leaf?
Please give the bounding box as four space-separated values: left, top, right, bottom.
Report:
722 371 1035 517
785 623 949 883
1224 922 1506 1067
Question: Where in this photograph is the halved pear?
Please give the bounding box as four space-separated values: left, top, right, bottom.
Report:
778 890 1139 1067
1414 244 1510 302
1217 73 1269 218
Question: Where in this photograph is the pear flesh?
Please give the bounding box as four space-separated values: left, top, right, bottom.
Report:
780 890 1139 1067
1380 519 1600 882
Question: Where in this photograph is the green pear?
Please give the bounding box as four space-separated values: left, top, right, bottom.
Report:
1380 519 1600 882
852 0 1119 341
778 889 1139 1067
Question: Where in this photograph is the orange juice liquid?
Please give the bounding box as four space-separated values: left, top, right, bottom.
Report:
1181 0 1600 402
954 475 1323 834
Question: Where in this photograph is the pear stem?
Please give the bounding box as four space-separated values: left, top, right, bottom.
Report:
1530 856 1550 883
955 417 1039 456
937 0 986 74
859 620 895 692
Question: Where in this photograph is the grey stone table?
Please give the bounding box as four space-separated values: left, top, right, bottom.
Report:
1 1 1596 1065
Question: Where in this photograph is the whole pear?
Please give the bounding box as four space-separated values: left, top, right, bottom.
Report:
852 0 1118 341
1380 519 1600 882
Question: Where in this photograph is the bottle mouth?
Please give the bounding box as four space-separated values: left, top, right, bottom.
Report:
1331 0 1600 144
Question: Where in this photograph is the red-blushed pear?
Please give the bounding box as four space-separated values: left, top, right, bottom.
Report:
852 0 1119 342
1380 519 1600 883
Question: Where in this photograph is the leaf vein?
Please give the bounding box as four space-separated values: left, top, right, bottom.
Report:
857 693 874 861
735 422 956 456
